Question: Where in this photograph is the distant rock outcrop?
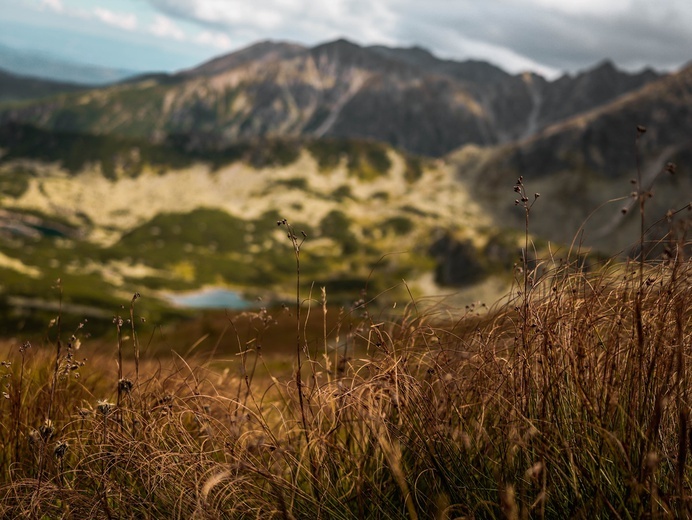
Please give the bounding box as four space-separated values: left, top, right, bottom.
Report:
452 65 692 252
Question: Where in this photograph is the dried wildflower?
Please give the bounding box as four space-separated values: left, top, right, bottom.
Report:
20 341 31 354
665 162 677 174
28 429 42 447
54 441 68 459
118 378 133 393
39 419 55 441
636 125 647 134
97 399 114 416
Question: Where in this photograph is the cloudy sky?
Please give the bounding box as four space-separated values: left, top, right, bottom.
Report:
1 0 690 78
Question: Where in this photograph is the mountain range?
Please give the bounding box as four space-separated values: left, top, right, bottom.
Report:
0 43 139 86
0 38 689 329
0 39 661 156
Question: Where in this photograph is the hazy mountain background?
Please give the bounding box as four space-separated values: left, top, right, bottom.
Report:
0 43 139 86
0 38 689 332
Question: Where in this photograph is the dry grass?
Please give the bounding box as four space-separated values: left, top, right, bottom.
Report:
0 245 690 519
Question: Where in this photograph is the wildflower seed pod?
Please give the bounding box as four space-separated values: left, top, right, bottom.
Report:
39 419 55 441
97 399 114 416
54 440 68 458
118 378 133 393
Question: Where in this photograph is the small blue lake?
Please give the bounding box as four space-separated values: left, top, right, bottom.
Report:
166 289 250 309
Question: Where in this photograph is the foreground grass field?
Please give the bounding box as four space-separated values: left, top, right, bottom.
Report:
0 241 690 518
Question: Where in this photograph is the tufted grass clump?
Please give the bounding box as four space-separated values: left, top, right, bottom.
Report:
0 242 688 518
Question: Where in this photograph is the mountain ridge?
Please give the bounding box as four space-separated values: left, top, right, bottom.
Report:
0 38 662 157
0 68 88 103
0 43 139 85
451 63 692 251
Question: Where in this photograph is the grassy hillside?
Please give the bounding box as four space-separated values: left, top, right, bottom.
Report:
0 244 689 518
0 125 515 333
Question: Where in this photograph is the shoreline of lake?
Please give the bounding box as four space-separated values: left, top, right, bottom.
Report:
163 287 252 309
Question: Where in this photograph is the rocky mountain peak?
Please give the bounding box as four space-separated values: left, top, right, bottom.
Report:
183 40 306 77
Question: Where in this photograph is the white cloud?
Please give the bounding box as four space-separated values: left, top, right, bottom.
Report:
195 30 233 50
93 8 138 31
40 0 63 12
514 0 633 16
143 0 692 75
150 14 186 40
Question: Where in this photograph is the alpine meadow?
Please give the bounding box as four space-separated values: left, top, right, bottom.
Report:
0 24 690 520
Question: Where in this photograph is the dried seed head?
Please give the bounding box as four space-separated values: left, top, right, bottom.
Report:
665 162 677 174
118 378 133 393
636 125 647 134
39 419 55 441
97 400 114 416
54 440 68 458
28 429 42 447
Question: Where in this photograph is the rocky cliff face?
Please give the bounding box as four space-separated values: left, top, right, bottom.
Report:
0 39 660 157
451 65 692 252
